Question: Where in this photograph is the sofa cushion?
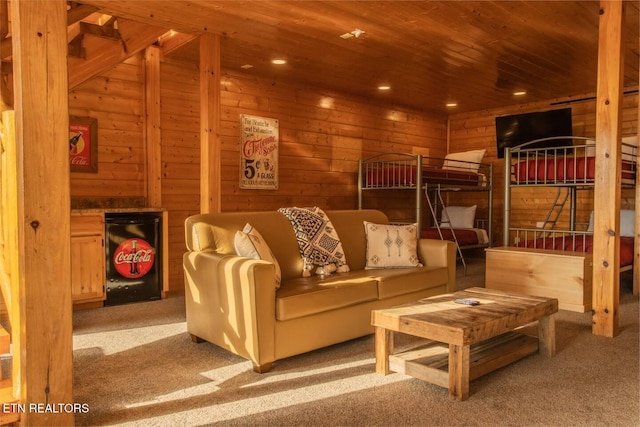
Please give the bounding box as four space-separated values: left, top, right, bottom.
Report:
324 210 389 271
372 266 449 299
234 223 282 288
276 275 378 321
364 222 422 269
185 209 391 282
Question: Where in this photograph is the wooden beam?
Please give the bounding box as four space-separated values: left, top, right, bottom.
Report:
592 0 625 338
0 62 12 110
0 110 20 408
635 45 639 296
199 33 221 213
145 46 162 207
68 18 166 90
0 38 10 61
158 31 197 56
11 0 74 424
0 0 8 39
78 21 121 41
66 2 99 26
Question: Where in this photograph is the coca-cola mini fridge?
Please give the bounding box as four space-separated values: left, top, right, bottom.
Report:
105 212 162 306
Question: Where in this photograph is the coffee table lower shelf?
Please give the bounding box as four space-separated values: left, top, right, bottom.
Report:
386 332 539 391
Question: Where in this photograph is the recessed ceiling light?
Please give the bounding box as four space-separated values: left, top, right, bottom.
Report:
271 59 287 65
340 28 366 39
446 102 458 108
378 85 391 91
240 64 253 69
513 90 527 96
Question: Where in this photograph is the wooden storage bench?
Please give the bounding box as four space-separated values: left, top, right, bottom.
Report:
485 247 592 313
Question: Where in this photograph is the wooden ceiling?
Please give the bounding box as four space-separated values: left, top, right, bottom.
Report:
9 1 640 114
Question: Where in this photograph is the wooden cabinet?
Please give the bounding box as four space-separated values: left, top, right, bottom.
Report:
70 213 105 306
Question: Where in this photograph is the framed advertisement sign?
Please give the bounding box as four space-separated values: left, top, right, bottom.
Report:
239 115 279 190
69 116 98 173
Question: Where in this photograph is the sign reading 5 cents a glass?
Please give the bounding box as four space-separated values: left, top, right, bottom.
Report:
239 115 279 190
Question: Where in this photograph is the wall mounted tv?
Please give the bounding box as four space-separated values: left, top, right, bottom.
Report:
495 108 573 158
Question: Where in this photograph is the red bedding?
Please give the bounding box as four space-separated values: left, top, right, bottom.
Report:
516 236 634 267
366 165 484 187
421 228 485 247
513 156 636 183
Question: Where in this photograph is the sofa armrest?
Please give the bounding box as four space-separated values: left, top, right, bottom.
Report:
417 239 457 292
183 250 277 370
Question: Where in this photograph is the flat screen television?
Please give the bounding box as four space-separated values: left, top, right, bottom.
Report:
495 108 573 158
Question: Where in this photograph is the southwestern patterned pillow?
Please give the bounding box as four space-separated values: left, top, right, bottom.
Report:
278 207 349 276
364 221 422 269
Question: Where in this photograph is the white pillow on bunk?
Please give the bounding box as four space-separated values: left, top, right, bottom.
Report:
621 210 635 237
585 136 637 160
442 149 486 172
587 209 635 237
441 205 477 229
622 136 638 161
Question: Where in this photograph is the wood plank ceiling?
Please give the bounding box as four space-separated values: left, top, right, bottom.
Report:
4 1 640 114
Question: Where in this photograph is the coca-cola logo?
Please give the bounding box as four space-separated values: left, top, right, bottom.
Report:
113 238 155 279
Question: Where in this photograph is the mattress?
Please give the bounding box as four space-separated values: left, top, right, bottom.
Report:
365 165 485 187
512 156 636 184
421 227 489 247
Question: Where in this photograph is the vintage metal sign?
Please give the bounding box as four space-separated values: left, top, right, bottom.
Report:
240 114 279 190
113 238 156 279
69 116 98 173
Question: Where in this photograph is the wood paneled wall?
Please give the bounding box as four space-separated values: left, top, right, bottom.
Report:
448 92 638 245
69 55 146 199
159 51 449 291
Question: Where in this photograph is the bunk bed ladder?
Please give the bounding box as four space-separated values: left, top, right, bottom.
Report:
425 185 467 275
539 187 570 235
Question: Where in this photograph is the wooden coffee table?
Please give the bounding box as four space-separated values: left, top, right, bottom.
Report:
371 287 558 400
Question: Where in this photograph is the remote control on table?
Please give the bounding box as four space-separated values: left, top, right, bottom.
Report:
454 298 480 306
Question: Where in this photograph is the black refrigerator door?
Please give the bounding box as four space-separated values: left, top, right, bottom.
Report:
105 214 161 306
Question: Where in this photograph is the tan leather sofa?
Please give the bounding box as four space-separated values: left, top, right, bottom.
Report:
183 209 456 373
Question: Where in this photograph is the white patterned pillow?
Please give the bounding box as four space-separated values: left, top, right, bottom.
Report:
364 222 422 269
234 223 282 289
442 149 486 172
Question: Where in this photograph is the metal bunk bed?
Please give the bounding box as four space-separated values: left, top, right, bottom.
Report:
358 152 493 273
502 136 636 273
486 135 637 312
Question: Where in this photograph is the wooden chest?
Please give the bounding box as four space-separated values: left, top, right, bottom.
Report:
485 247 592 313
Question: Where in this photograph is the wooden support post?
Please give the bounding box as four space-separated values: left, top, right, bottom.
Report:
592 0 624 337
145 46 162 208
11 1 74 424
199 33 222 213
635 30 640 296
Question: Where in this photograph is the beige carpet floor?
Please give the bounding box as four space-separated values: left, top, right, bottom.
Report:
72 256 639 426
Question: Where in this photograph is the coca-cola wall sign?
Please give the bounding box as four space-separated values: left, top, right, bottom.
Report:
69 116 98 173
239 114 279 190
113 238 156 279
